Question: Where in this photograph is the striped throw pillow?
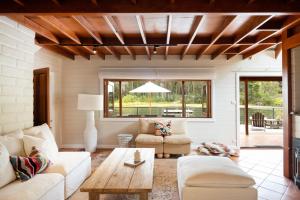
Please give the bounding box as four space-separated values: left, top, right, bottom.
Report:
9 146 50 181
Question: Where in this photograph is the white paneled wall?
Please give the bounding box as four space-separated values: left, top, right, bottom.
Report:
61 52 282 148
0 17 37 133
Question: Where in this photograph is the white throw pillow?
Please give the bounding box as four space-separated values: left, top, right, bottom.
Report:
0 129 25 156
0 143 16 188
23 135 57 163
24 124 58 161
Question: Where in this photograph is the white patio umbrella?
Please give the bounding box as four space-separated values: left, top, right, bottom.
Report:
130 81 171 114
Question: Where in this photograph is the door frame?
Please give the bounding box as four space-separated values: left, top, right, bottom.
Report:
235 72 282 148
33 67 50 126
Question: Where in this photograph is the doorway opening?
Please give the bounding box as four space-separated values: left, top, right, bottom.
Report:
239 77 283 148
33 68 50 126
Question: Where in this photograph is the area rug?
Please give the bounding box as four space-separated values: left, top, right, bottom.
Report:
68 153 179 200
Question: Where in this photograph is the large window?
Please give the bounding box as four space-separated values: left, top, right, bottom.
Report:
104 79 212 118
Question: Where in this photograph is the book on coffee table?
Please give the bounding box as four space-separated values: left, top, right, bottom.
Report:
124 159 145 167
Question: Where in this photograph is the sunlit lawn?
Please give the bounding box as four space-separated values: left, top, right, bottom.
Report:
114 101 203 107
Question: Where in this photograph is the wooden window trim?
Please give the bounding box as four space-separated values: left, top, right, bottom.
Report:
103 79 212 118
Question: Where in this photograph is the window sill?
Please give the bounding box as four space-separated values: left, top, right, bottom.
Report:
99 117 215 122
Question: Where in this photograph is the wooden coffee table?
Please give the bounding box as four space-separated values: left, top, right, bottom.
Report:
81 148 155 200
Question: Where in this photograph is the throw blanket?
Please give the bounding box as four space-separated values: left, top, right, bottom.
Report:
196 142 240 157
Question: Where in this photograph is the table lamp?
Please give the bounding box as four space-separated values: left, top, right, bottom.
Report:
77 94 103 152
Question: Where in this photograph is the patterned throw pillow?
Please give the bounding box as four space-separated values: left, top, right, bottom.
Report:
154 121 171 136
9 146 50 181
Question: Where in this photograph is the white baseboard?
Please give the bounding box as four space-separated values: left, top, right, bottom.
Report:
59 144 118 149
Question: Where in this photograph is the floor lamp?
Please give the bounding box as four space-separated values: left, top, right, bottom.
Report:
77 94 103 152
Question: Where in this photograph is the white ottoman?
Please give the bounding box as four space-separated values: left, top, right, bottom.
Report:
177 156 257 200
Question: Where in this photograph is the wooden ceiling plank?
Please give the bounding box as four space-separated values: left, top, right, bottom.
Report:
39 45 75 60
39 15 95 55
72 15 120 60
229 15 300 59
131 0 137 4
97 51 105 60
196 15 236 59
13 0 24 6
181 15 203 60
136 15 151 60
248 0 256 4
9 15 59 43
275 43 282 59
165 15 172 60
103 15 135 59
39 16 80 44
242 43 277 59
212 15 272 60
63 46 90 60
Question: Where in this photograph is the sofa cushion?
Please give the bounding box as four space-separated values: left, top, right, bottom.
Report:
0 173 64 200
23 135 57 163
164 135 191 144
178 156 255 188
10 147 50 181
45 152 90 176
24 124 58 161
0 143 16 188
154 121 171 136
170 120 187 135
139 119 156 134
0 129 25 156
135 134 163 145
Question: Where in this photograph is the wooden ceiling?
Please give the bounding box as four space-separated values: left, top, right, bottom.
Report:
2 0 300 60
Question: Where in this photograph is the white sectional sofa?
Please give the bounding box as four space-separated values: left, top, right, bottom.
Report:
0 124 91 200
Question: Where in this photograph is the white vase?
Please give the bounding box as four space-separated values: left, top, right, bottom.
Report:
83 111 97 152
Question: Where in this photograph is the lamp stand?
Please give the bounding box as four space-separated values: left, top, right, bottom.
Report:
83 111 97 152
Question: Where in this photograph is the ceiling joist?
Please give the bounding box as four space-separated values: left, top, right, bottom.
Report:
181 15 203 60
165 15 172 60
72 15 121 60
103 15 135 59
136 15 151 60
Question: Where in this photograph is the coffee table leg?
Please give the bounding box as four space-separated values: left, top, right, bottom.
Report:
140 192 148 200
89 192 99 200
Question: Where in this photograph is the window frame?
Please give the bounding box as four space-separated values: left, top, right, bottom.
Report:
103 79 212 118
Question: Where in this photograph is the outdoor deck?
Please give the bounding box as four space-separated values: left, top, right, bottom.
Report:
240 125 283 148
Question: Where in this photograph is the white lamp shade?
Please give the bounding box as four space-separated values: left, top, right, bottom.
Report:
77 94 103 111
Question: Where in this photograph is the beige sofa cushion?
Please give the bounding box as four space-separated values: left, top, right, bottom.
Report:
0 143 16 188
135 134 163 144
45 152 90 176
178 156 255 188
164 135 191 144
0 129 25 156
171 120 187 135
0 173 64 200
139 119 156 134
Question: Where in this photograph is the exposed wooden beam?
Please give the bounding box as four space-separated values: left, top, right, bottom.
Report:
3 0 300 14
209 0 215 4
242 43 277 59
9 15 59 43
131 0 137 4
39 16 95 55
275 43 282 59
72 15 120 60
196 15 236 59
165 15 172 60
40 45 75 60
103 15 135 59
136 15 151 60
51 0 61 6
181 15 203 60
228 15 300 59
248 0 256 4
62 46 90 60
13 0 24 6
212 15 272 59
